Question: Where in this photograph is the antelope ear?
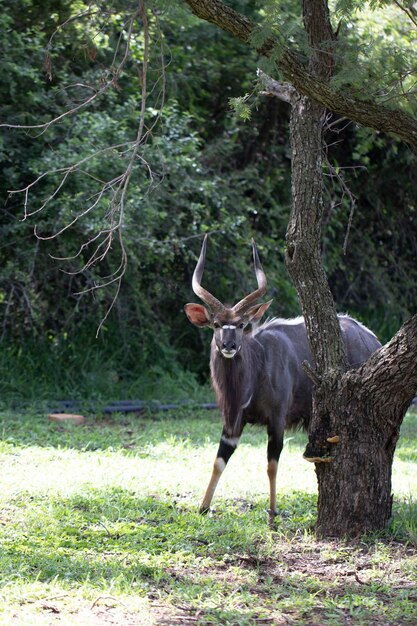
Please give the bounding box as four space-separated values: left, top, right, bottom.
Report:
184 303 212 327
245 299 273 323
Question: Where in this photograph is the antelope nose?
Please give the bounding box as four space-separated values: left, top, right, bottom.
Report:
222 340 236 351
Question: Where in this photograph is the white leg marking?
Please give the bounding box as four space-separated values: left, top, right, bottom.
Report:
214 458 226 473
221 435 240 448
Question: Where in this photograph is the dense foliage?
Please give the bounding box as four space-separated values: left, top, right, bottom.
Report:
0 0 416 399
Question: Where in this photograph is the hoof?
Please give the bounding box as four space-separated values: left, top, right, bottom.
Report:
199 506 210 516
267 508 278 529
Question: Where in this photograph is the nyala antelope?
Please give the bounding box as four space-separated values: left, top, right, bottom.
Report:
185 236 381 525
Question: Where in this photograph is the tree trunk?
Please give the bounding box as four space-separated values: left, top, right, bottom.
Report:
279 0 417 537
285 95 347 378
314 316 417 536
316 383 397 536
285 0 346 381
286 91 417 536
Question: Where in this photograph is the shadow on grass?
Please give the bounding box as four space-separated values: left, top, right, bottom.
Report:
0 489 313 595
1 487 416 625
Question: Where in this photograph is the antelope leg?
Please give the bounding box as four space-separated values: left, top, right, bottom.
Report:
266 425 284 526
199 428 240 514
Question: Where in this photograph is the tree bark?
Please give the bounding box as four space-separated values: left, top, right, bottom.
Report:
285 0 346 381
314 315 417 536
183 0 417 149
285 94 347 378
285 90 349 463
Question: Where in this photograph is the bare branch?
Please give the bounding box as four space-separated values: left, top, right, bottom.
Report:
46 8 102 52
1 4 141 134
3 1 168 333
33 179 119 241
0 85 107 134
393 0 417 29
8 142 134 217
323 156 358 255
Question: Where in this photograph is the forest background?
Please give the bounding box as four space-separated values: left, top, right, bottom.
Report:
1 0 416 407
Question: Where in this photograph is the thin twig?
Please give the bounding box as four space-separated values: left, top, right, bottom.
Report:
90 595 129 610
95 1 150 336
4 1 168 335
393 0 417 28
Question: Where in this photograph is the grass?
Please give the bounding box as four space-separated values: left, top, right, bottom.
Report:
0 408 416 625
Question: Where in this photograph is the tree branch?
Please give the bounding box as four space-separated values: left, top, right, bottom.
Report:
393 0 417 29
183 0 417 149
356 314 417 413
257 70 295 103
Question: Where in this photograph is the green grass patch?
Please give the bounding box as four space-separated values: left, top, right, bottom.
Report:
0 409 416 624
